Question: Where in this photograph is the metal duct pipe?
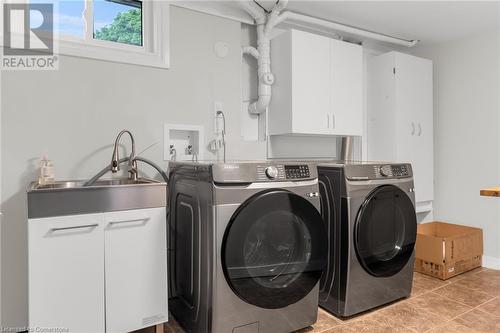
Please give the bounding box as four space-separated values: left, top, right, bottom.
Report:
340 136 354 162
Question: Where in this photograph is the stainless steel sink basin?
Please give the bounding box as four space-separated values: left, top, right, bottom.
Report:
28 178 167 219
31 178 158 190
90 178 157 186
32 181 85 190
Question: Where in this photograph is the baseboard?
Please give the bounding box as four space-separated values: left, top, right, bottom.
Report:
483 255 500 270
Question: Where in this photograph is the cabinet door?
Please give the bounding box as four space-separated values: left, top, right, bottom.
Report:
291 30 331 135
330 39 363 136
395 53 434 203
104 207 168 333
29 214 105 333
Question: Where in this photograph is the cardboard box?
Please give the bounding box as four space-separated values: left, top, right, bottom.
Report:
415 221 483 280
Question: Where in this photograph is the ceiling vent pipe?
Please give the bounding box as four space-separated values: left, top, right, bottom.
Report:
240 0 289 115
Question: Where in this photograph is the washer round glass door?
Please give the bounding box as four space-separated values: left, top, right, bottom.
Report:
355 185 417 277
222 189 327 309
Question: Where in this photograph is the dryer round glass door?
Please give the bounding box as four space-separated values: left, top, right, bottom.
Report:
354 185 417 277
222 189 327 309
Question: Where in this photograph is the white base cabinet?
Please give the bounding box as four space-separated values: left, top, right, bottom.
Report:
367 51 434 208
270 29 363 136
28 207 168 333
104 208 168 333
29 213 105 333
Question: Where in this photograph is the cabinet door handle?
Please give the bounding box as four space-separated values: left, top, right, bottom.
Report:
108 217 150 226
50 223 98 232
418 123 422 136
326 114 330 129
411 122 415 136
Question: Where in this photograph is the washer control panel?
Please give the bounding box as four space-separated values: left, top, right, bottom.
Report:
373 164 411 178
257 165 285 181
390 164 410 177
285 165 310 179
265 166 279 179
256 164 312 181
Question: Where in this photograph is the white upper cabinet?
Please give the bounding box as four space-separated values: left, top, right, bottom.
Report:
330 39 364 136
270 29 363 136
367 51 434 207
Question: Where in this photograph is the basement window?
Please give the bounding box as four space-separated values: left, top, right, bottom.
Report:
30 0 169 68
93 0 143 46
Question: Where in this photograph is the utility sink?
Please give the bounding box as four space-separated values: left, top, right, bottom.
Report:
31 178 157 190
27 178 167 219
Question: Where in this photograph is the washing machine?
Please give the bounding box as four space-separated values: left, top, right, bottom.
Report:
167 161 327 333
317 161 417 317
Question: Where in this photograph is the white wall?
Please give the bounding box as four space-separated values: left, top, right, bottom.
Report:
0 6 267 328
412 29 500 267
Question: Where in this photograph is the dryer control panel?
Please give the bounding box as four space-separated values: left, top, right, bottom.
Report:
344 163 413 181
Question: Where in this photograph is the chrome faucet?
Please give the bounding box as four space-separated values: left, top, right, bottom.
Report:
111 129 138 180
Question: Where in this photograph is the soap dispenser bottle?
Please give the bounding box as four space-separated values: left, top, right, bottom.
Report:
38 155 54 185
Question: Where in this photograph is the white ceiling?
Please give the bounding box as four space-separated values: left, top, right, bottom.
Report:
233 1 500 46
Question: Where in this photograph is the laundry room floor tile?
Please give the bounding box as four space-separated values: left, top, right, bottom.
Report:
477 296 500 317
412 272 450 291
323 318 413 333
295 308 343 332
426 320 480 333
453 308 500 332
452 275 500 297
407 292 472 320
433 282 495 307
133 267 500 333
369 301 442 332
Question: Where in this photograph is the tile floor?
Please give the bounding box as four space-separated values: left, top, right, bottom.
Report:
138 267 500 333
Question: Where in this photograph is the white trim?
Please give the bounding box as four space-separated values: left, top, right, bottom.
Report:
171 1 253 24
0 45 2 328
483 255 500 270
416 201 433 214
57 1 170 68
1 0 170 69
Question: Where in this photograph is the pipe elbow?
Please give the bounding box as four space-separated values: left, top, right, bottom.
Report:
239 0 267 24
242 46 259 59
249 95 271 115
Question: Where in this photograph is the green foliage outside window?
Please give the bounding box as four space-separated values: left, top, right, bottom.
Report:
94 9 142 46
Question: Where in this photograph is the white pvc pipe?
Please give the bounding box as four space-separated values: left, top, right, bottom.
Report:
242 46 259 59
239 0 266 25
241 0 289 115
241 1 417 116
277 11 418 47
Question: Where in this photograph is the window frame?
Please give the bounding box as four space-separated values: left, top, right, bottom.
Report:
1 0 170 68
61 0 169 68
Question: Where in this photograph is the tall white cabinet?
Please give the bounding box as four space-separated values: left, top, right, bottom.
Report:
270 29 363 136
367 51 434 211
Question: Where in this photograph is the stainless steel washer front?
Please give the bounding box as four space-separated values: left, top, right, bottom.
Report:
168 161 327 333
